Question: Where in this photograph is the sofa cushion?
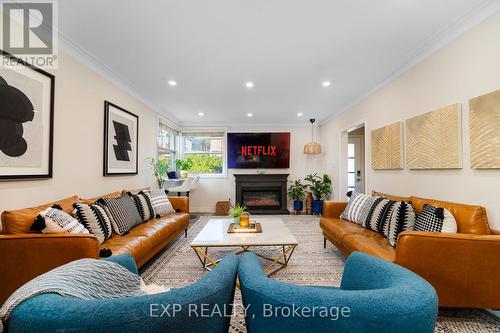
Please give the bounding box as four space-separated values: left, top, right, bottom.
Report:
98 196 143 235
128 192 155 222
147 189 175 217
100 235 151 261
127 213 189 247
363 198 395 235
32 206 90 235
411 196 489 235
73 202 113 244
1 195 79 234
343 233 396 262
340 192 379 225
386 201 416 246
414 203 457 233
320 218 367 241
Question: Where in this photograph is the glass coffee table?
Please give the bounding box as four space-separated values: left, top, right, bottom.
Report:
191 217 298 276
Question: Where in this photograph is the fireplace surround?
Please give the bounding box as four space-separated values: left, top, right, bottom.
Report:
234 174 289 214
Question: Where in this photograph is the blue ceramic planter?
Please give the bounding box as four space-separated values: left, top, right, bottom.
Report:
312 199 323 215
293 200 303 212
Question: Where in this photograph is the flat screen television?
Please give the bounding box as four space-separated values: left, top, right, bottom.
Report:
227 132 290 168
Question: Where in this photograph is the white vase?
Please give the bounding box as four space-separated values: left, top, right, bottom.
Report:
180 170 188 179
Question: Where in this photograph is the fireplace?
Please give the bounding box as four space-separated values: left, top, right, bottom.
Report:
234 174 289 214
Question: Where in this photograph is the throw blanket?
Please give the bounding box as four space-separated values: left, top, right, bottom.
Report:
0 258 151 332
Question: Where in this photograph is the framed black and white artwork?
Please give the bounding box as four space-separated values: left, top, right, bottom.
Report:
103 101 138 176
0 51 55 180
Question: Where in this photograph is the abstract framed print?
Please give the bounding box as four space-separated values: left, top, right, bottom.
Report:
0 50 55 180
103 101 138 176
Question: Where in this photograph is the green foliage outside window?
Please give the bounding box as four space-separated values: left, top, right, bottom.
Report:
184 154 223 174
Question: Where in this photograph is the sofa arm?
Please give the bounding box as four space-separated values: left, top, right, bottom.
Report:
0 233 99 305
168 196 189 213
322 201 348 218
395 231 500 308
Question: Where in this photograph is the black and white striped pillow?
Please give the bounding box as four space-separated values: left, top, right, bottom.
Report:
73 202 113 244
128 191 155 221
363 198 396 236
414 204 457 233
147 189 175 217
340 192 374 224
97 196 142 235
386 201 416 246
31 205 90 235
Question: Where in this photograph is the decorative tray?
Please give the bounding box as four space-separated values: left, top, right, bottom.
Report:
227 222 262 233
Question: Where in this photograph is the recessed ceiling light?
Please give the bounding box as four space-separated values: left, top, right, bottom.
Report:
247 113 253 117
322 81 331 87
245 81 254 88
297 112 303 117
198 112 204 116
168 80 177 86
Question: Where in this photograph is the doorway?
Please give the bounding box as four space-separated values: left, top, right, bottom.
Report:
347 127 365 193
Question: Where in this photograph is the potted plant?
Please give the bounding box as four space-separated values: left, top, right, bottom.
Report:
228 203 250 227
305 173 332 215
148 157 169 188
175 158 193 179
287 179 306 214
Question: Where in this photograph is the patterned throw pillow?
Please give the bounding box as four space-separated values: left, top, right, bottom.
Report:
386 201 416 246
363 198 396 236
31 205 90 235
97 196 143 235
128 191 155 222
340 192 379 225
147 189 175 217
414 204 457 233
73 202 113 244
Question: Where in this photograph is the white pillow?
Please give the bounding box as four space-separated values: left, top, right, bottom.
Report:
32 205 90 234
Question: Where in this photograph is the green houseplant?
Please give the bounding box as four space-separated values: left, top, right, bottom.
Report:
175 158 193 179
148 157 169 189
305 173 332 215
287 179 306 213
228 203 250 227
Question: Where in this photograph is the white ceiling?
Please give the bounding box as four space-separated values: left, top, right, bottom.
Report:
58 0 499 126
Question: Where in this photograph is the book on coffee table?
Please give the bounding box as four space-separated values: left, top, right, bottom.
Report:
227 222 262 233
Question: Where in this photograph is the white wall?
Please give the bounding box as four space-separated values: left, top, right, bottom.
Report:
320 12 500 230
189 125 324 212
0 51 159 220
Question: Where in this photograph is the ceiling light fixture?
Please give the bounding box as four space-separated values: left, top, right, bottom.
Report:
297 112 303 117
247 113 253 117
198 112 204 116
322 81 331 87
245 81 254 88
168 80 177 86
304 118 321 154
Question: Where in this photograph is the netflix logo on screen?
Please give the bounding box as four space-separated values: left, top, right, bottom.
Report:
228 133 290 169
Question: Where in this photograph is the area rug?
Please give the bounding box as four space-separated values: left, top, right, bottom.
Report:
140 215 499 333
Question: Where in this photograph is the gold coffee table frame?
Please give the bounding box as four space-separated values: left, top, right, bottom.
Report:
192 244 297 276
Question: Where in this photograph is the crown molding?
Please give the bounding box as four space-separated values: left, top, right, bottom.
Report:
319 0 500 126
58 31 181 125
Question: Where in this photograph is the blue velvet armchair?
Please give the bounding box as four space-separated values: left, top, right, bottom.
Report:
7 254 239 333
239 251 438 333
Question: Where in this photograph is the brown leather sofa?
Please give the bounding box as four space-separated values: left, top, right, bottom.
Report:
320 191 500 309
0 189 189 304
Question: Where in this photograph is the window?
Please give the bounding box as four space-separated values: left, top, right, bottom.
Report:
157 121 178 170
347 143 356 192
181 131 225 176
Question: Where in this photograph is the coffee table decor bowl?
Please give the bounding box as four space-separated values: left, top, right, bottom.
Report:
191 217 298 276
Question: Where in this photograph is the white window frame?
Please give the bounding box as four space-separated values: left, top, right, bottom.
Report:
180 130 227 178
157 118 179 171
